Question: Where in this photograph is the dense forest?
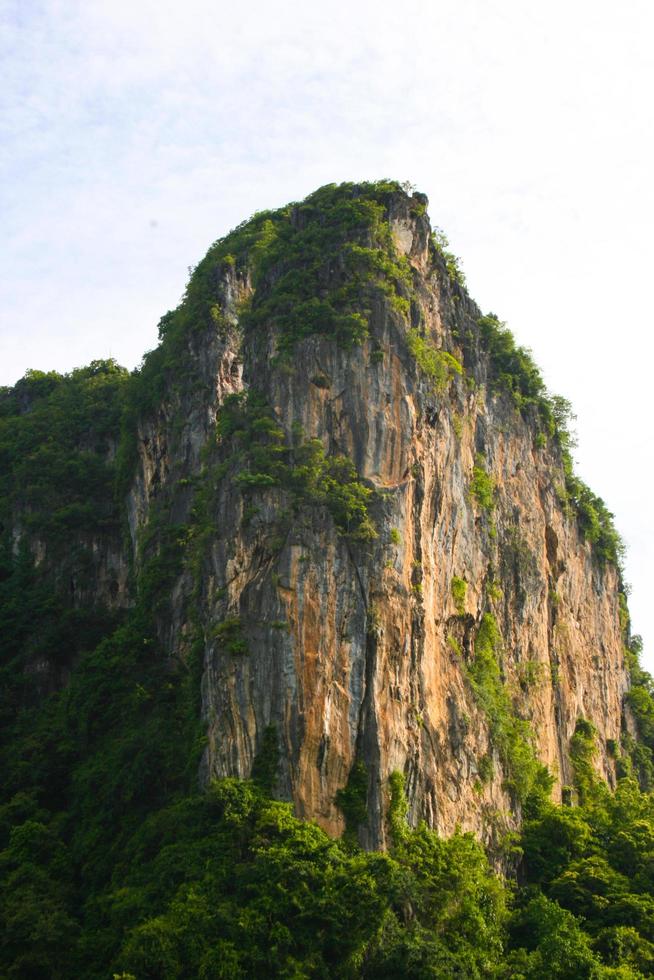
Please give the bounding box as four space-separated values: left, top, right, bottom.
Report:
3 182 654 977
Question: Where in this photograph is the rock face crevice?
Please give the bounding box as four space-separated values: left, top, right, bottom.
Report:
6 183 630 850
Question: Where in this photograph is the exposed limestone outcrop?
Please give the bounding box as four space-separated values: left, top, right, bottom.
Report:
122 187 629 848
5 183 630 851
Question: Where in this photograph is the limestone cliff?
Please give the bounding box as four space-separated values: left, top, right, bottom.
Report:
3 181 632 851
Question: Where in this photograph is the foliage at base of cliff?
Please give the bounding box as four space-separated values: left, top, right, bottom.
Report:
4 611 654 980
4 771 654 979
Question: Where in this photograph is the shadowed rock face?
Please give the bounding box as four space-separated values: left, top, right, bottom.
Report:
6 183 630 850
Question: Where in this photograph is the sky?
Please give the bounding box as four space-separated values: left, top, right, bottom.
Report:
1 0 653 663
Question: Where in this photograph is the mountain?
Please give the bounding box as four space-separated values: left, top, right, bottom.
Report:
2 180 653 977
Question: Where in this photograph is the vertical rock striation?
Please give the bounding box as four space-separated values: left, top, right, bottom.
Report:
2 182 631 850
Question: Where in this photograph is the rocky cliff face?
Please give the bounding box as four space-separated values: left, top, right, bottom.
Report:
3 182 631 851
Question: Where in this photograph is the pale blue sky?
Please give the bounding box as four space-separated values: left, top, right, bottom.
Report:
1 0 653 661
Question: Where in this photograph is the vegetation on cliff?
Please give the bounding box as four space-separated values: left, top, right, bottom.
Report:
217 391 377 540
0 180 650 977
0 360 128 543
474 313 623 566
